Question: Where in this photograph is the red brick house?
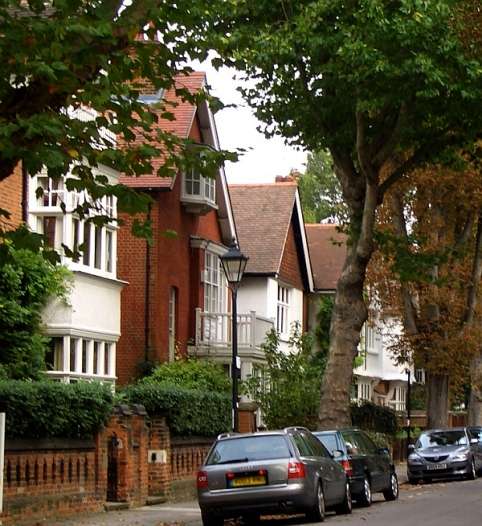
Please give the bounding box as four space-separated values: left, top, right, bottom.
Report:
116 72 237 384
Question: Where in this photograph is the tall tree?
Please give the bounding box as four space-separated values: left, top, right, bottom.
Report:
298 150 345 223
370 158 482 427
0 0 232 236
209 0 482 426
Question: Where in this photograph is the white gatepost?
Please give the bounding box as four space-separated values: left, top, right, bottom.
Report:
0 411 5 519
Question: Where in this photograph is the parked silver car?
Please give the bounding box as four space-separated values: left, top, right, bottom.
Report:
407 427 482 483
197 427 352 525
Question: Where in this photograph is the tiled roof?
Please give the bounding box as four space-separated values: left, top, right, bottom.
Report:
120 72 206 189
305 224 347 291
229 183 298 274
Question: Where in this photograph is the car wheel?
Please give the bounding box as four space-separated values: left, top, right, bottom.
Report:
466 458 477 480
201 510 224 526
334 481 352 515
357 476 372 507
383 472 399 501
306 482 325 522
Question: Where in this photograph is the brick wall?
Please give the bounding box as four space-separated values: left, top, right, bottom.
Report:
0 163 24 229
170 436 213 481
1 407 149 525
147 415 171 497
117 169 225 385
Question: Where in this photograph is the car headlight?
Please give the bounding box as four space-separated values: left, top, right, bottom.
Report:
453 450 470 461
408 454 424 464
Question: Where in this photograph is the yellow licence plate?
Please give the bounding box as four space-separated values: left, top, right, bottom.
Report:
231 475 266 487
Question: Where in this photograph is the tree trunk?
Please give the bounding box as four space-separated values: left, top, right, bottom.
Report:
468 354 482 425
317 239 371 428
427 373 449 428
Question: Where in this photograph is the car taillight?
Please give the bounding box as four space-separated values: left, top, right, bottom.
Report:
197 470 208 489
288 461 306 479
341 459 353 477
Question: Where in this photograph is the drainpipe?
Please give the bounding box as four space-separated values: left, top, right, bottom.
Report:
21 162 28 223
144 203 152 363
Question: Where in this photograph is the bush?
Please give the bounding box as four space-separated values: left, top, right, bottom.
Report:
123 382 230 436
351 401 399 436
145 358 231 393
0 380 114 439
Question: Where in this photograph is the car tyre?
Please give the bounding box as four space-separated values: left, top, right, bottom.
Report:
466 458 477 480
334 481 352 515
306 482 325 522
357 476 372 507
201 510 224 526
383 472 399 501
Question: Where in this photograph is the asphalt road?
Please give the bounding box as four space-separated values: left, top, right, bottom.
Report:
52 477 482 526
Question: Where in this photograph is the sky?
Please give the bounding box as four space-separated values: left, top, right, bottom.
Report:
193 61 308 185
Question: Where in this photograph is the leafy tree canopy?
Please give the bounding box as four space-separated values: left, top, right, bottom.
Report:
0 0 235 238
298 150 346 224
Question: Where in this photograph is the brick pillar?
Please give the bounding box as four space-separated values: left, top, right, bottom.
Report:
147 414 171 497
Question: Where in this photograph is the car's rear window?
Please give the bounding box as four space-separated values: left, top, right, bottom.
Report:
206 435 291 465
315 433 338 454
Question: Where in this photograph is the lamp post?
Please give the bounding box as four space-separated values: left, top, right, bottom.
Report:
220 243 249 433
406 368 412 459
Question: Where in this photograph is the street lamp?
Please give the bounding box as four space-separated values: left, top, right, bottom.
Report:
406 368 412 459
220 242 249 432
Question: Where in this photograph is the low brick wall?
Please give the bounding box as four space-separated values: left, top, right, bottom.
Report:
170 436 213 481
2 439 102 525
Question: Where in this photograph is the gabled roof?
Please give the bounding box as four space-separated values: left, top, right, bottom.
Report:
305 224 347 292
119 71 237 245
120 72 206 189
229 182 314 291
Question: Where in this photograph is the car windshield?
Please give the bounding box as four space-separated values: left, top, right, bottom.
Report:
315 433 338 454
206 435 291 465
416 430 467 448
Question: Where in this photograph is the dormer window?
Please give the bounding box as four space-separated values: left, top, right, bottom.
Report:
181 168 217 215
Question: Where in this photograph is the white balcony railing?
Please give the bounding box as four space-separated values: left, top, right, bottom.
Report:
45 370 116 385
387 400 406 412
194 309 274 351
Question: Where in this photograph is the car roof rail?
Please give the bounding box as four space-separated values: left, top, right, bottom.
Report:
217 432 241 440
284 426 309 433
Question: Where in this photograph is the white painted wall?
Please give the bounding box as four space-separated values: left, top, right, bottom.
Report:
42 272 123 341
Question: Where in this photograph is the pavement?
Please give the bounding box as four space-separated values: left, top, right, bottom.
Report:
47 464 410 526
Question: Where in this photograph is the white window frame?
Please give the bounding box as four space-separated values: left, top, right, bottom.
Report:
181 168 216 207
276 284 290 335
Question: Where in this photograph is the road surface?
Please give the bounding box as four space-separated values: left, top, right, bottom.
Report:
52 477 482 526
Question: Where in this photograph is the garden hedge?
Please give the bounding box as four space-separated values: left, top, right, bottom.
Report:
0 380 114 439
351 401 399 435
123 382 230 436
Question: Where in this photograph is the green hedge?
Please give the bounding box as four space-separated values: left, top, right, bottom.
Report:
351 401 399 436
0 380 114 439
123 382 230 436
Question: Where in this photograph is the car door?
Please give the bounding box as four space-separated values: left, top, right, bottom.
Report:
468 427 482 469
304 430 346 503
359 431 391 491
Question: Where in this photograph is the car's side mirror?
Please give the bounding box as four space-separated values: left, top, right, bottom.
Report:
378 447 390 456
332 449 344 459
470 438 478 445
408 444 415 452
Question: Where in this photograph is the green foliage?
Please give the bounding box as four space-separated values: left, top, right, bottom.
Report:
144 358 231 393
298 151 346 223
364 430 393 450
314 294 334 364
351 401 399 436
243 325 325 430
0 1 236 240
122 382 230 436
410 383 427 410
0 234 70 379
0 380 114 439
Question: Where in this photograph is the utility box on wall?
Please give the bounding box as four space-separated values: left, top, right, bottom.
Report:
148 449 167 464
